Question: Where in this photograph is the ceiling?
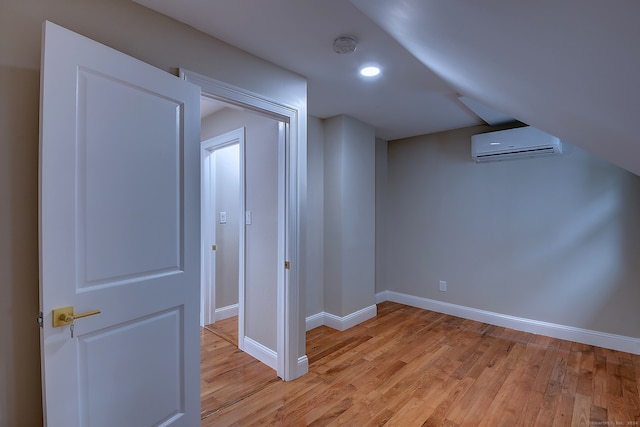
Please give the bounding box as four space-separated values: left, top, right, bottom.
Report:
132 0 484 140
134 0 640 176
200 97 244 120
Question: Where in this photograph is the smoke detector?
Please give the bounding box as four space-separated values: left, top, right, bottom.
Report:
333 35 357 54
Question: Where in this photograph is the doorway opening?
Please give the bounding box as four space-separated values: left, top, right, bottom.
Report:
182 67 306 384
199 94 283 358
200 127 244 336
198 94 285 418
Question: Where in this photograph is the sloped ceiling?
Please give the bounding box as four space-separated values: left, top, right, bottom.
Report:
351 0 640 176
131 0 482 140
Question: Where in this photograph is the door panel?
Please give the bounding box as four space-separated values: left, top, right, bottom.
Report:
79 68 183 287
79 309 183 427
39 21 200 426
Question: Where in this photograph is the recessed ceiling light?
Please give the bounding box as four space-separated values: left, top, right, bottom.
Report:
360 66 381 77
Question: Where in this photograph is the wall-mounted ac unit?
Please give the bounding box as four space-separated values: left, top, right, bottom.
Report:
471 126 562 162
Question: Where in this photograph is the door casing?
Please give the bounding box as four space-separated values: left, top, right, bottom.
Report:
200 129 245 343
182 69 306 380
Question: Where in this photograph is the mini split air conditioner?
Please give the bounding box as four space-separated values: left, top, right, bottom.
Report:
471 126 562 162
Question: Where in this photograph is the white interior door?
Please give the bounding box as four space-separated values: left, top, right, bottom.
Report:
39 22 201 427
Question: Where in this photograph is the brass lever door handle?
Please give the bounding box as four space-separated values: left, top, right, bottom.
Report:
72 309 101 320
52 306 101 328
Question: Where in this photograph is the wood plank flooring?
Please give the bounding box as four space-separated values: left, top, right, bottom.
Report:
200 317 279 419
201 302 640 426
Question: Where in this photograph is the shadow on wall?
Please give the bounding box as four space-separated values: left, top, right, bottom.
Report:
587 171 640 336
0 66 44 425
385 126 640 339
508 150 640 337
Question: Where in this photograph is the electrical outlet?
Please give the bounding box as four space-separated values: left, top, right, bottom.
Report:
439 280 447 292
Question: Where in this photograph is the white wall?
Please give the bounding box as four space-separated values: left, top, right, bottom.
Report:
306 116 325 316
202 108 279 351
0 0 306 423
306 116 384 323
323 115 376 317
383 125 640 338
375 138 388 294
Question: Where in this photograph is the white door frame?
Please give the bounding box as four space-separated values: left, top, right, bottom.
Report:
182 69 305 381
200 129 245 334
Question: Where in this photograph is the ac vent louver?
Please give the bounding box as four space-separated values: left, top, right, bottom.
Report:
472 126 562 162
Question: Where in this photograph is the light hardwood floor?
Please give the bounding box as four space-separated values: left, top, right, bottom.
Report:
200 317 279 419
201 301 640 426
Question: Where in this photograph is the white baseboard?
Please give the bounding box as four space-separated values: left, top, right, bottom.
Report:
306 312 325 331
215 304 238 321
306 304 377 332
296 355 309 378
243 336 277 371
377 290 640 355
241 337 308 379
375 291 389 304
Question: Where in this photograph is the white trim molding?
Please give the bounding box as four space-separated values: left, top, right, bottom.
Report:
297 355 309 379
214 304 239 321
305 312 325 331
306 305 377 332
377 291 640 355
243 337 277 371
